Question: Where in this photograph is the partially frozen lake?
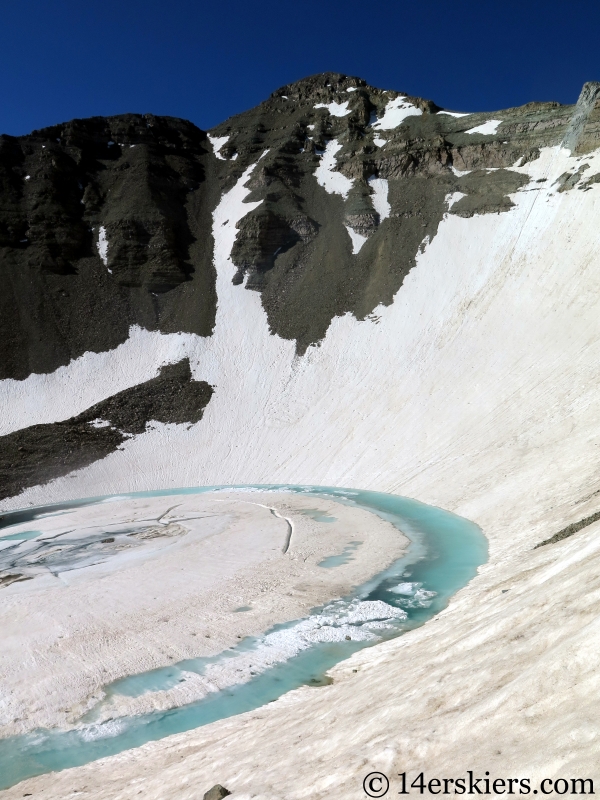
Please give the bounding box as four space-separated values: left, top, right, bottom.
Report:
0 485 486 789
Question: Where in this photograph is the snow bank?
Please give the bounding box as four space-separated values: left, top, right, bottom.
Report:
207 134 229 160
465 119 502 135
314 139 353 199
438 110 471 118
345 226 368 254
368 177 391 221
314 101 351 117
372 96 422 129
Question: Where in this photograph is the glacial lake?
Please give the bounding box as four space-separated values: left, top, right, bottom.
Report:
0 485 487 789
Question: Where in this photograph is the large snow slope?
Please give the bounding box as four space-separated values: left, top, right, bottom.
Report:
4 75 600 795
6 140 600 798
3 144 600 536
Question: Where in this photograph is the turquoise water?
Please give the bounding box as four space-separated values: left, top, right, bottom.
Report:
298 508 337 523
0 485 487 789
318 540 362 568
0 530 42 541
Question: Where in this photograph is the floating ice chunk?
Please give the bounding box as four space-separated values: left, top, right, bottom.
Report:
368 177 391 221
302 623 374 644
96 589 410 708
365 620 397 630
345 226 368 254
389 582 415 595
373 136 387 147
388 582 437 607
314 100 351 117
337 599 407 625
314 140 353 199
80 718 129 742
464 120 502 136
207 134 229 160
372 96 422 130
24 175 30 181
412 588 437 606
438 110 471 118
97 226 109 268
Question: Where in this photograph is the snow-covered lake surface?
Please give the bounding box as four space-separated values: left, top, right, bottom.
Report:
0 485 486 789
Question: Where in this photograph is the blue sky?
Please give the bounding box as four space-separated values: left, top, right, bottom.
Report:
1 0 599 136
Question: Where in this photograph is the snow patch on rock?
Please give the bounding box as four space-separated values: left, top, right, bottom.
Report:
368 177 391 222
451 166 471 177
372 97 422 130
446 191 467 210
97 226 109 268
345 226 368 254
438 110 471 118
314 100 351 117
207 134 229 160
465 120 502 136
314 140 353 199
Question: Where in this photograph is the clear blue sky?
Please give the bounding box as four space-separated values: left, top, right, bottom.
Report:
1 0 599 136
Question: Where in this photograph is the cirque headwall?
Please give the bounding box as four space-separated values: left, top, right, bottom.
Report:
1 73 600 506
6 73 600 799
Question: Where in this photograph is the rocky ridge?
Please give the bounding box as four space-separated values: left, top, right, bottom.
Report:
2 74 598 380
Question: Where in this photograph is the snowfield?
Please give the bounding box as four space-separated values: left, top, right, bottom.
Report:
4 141 600 797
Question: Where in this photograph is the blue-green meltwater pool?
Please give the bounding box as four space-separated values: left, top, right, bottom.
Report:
0 485 487 789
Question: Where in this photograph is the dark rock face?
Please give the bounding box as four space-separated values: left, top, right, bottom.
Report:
77 358 213 433
203 786 231 800
0 71 591 376
210 72 574 354
0 359 213 501
535 509 600 548
562 81 600 154
0 114 218 380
